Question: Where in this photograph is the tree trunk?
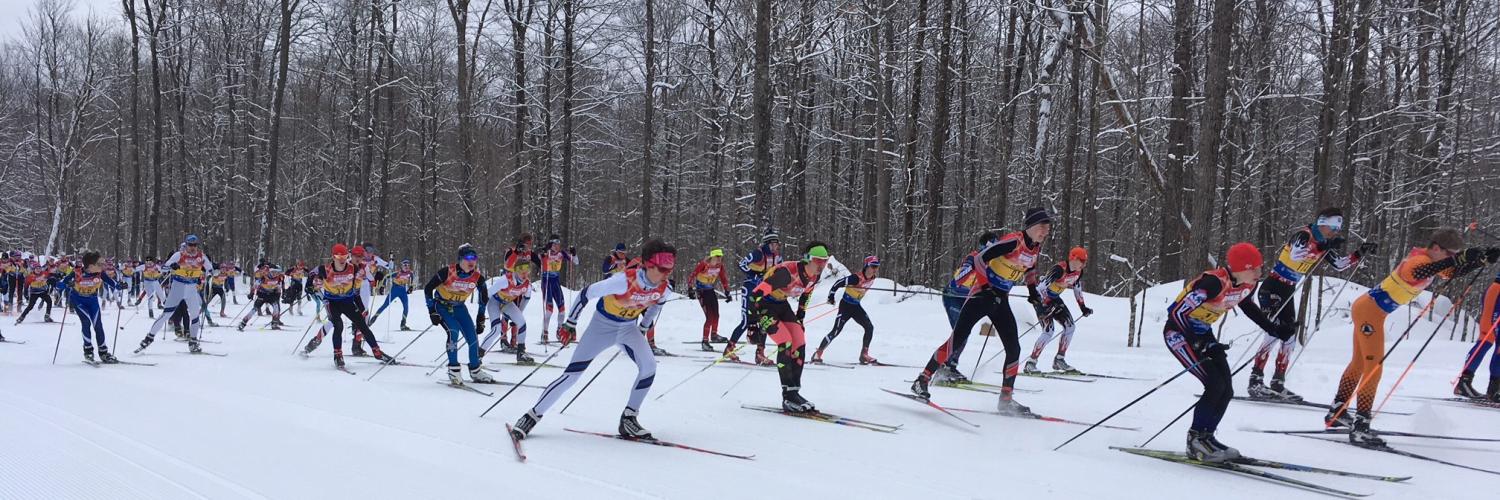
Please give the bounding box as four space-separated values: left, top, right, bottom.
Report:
259 0 300 260
641 0 656 240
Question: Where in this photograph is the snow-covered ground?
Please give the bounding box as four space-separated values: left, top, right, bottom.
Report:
2 265 1496 499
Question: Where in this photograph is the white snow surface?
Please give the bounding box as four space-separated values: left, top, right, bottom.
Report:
2 272 1496 499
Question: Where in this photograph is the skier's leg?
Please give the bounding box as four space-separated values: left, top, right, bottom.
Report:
985 299 1021 389
616 323 658 412
479 301 507 352
530 319 619 416
922 295 989 379
852 305 875 350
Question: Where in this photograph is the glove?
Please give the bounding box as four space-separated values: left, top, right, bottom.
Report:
1027 294 1042 307
476 319 486 335
429 311 443 327
826 294 835 305
1080 305 1094 317
559 321 578 346
568 246 577 255
1204 342 1228 358
1455 247 1485 268
1325 237 1346 250
1486 247 1500 264
724 293 732 303
796 307 807 323
687 288 697 300
1357 242 1378 255
1271 321 1298 342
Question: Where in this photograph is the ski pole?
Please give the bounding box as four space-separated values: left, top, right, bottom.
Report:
975 321 1041 374
1450 309 1500 392
290 318 322 354
1137 349 1255 447
1324 273 1476 427
654 344 745 401
969 323 992 380
365 324 437 382
50 297 71 365
1375 271 1490 414
479 348 565 418
720 365 756 398
1053 355 1209 451
559 350 621 414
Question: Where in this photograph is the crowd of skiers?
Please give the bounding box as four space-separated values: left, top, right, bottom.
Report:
5 208 1500 465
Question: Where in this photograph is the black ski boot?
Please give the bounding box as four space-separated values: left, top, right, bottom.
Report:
137 335 155 353
303 336 322 355
351 342 368 357
515 346 535 365
1455 371 1483 399
1348 411 1385 447
619 408 653 440
700 340 714 352
98 347 119 364
511 410 540 440
334 350 346 369
995 392 1032 416
1186 429 1239 463
710 333 728 343
83 346 96 363
1246 371 1275 399
400 320 411 331
1269 374 1303 402
1324 403 1354 428
1487 377 1500 403
781 387 817 414
910 376 931 400
187 340 203 354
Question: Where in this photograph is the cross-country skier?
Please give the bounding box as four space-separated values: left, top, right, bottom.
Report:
222 261 240 304
1023 246 1094 374
208 267 231 317
910 208 1052 416
59 251 125 363
1165 242 1290 462
302 244 396 368
1326 228 1498 445
1248 208 1372 401
746 241 830 412
724 229 782 364
371 259 414 329
285 261 308 315
688 248 734 351
1456 267 1500 401
812 255 881 365
936 232 1000 372
538 235 578 344
480 257 533 364
238 265 285 330
136 235 215 353
134 258 165 314
601 243 629 277
14 260 56 324
424 244 494 384
510 239 678 441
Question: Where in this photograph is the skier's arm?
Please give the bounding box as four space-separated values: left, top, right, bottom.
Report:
475 274 489 318
1237 294 1281 336
978 237 1020 262
738 250 759 274
826 275 852 303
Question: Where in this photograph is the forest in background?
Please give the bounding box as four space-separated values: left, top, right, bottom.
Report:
1 0 1497 331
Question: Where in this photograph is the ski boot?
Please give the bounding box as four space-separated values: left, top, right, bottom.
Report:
187 340 203 354
236 321 247 332
781 387 817 414
650 343 670 357
511 410 540 440
83 346 96 363
333 350 348 369
933 364 970 385
499 340 519 355
43 315 54 323
700 340 714 352
303 336 322 355
858 349 879 366
1186 429 1240 463
1052 356 1080 375
619 408 653 440
1323 403 1354 428
351 342 369 358
400 320 411 331
98 347 119 364
446 365 464 385
754 347 774 366
910 376 931 400
373 349 396 365
995 392 1031 416
1268 375 1303 402
137 335 155 352
710 333 728 343
721 344 741 362
1488 377 1500 403
1455 371 1483 399
1246 372 1276 400
810 349 825 365
1023 358 1041 374
1347 411 1385 447
470 365 497 384
515 347 535 365
12 317 20 326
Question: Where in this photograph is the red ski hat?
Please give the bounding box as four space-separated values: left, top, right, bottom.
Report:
1068 247 1089 263
332 243 349 256
1225 243 1262 273
352 246 366 258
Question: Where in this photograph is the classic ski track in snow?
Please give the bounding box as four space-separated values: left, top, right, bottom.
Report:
5 270 1500 499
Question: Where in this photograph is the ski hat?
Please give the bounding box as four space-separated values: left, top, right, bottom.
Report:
1069 247 1089 263
457 244 478 260
804 243 830 262
1430 227 1465 252
1023 207 1053 229
332 243 350 256
184 234 200 245
614 243 627 252
762 228 780 244
1225 243 1263 273
864 255 881 268
352 246 366 258
401 259 412 265
709 248 724 258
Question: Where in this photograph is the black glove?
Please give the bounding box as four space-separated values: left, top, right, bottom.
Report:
724 292 732 303
826 294 836 305
1027 294 1042 307
429 311 443 327
1486 247 1500 264
1455 247 1485 268
1325 237 1346 250
1205 342 1228 358
568 246 576 255
796 307 806 323
687 288 697 299
1271 321 1298 341
1080 305 1094 317
1357 242 1378 255
476 318 486 335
